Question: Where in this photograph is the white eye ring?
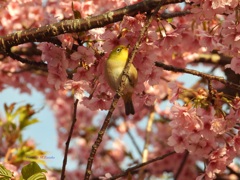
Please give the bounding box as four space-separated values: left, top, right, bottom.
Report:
116 48 121 52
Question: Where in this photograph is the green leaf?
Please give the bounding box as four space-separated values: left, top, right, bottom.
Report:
18 104 35 123
19 118 39 130
4 103 16 115
5 104 32 122
21 162 46 179
28 172 46 180
2 121 17 133
0 177 12 180
7 104 39 130
4 103 16 121
0 164 13 179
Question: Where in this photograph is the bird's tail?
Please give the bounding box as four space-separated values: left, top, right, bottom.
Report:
123 93 135 115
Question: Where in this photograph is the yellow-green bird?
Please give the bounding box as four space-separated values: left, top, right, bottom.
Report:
105 45 138 115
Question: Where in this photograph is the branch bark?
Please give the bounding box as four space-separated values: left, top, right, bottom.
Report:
0 0 184 53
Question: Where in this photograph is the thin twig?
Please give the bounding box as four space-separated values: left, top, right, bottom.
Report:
61 99 79 180
175 150 189 180
139 110 155 180
84 1 166 179
126 126 142 157
7 52 47 68
155 61 240 90
109 151 176 180
207 80 214 103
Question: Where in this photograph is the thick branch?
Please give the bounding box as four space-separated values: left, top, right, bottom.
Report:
0 0 184 53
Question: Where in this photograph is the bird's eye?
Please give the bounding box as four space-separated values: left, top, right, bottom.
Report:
116 48 121 53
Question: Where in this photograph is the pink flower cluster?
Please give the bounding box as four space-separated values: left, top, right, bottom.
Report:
1 0 240 179
168 97 240 179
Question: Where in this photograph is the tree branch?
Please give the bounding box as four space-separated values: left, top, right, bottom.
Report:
155 61 240 90
7 52 47 68
84 0 170 179
109 151 176 180
126 125 142 157
61 99 79 180
160 10 191 19
175 150 189 180
0 0 184 53
11 45 42 56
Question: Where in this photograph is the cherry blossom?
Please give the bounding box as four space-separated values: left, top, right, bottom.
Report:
1 0 240 179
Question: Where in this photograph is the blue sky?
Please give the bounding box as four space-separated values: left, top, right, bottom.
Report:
0 87 77 170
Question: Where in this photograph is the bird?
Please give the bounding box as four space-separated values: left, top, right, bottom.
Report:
104 45 138 115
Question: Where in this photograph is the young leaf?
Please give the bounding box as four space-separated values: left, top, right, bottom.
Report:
19 118 39 130
0 164 13 180
21 162 46 179
27 172 46 180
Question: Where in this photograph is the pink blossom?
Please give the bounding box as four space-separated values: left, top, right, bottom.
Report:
64 80 88 99
160 31 182 50
168 81 181 102
205 147 229 179
101 30 120 52
71 46 96 64
7 2 21 16
170 103 203 131
81 96 110 111
58 34 74 50
198 31 218 52
99 173 112 180
212 0 238 9
2 0 240 179
229 57 240 74
210 117 226 134
233 135 240 154
168 130 186 153
38 43 68 89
